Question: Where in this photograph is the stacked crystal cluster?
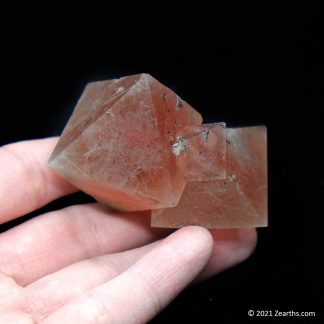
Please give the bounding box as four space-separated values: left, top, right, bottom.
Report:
50 74 267 228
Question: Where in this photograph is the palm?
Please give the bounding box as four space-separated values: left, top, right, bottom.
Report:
0 138 257 323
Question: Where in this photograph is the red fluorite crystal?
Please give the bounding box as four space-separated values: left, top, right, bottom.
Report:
151 126 267 228
49 74 267 228
49 74 202 211
172 123 227 182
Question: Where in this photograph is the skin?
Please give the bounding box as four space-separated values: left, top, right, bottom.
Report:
0 138 257 323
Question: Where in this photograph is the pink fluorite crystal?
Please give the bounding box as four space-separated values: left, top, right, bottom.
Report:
172 123 227 182
49 74 268 228
151 126 267 228
49 74 202 211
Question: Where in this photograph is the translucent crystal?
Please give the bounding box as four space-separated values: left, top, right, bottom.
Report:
49 74 268 228
49 74 202 211
173 123 227 182
151 126 267 228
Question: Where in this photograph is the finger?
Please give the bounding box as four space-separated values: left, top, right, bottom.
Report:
0 272 35 322
197 228 257 281
0 203 171 286
27 228 256 321
26 242 159 321
0 137 76 224
42 226 214 324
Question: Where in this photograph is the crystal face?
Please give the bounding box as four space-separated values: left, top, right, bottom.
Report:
173 123 227 182
49 74 202 211
49 74 268 228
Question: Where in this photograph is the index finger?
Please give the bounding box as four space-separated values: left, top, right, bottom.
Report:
0 137 76 224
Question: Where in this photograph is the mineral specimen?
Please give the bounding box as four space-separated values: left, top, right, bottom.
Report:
151 125 267 228
49 73 268 228
49 74 202 211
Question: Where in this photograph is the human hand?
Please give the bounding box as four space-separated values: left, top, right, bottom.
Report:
0 138 257 323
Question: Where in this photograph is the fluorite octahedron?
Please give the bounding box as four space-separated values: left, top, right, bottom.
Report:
49 73 268 228
151 125 267 228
